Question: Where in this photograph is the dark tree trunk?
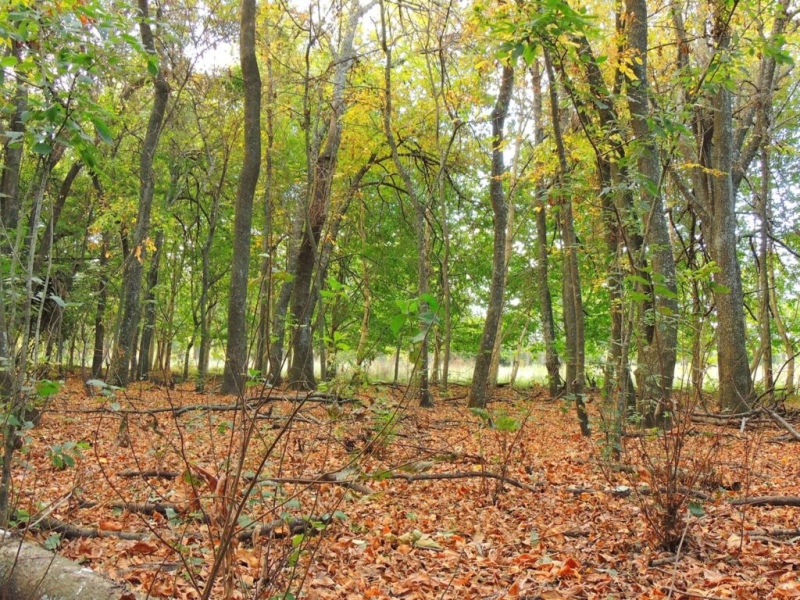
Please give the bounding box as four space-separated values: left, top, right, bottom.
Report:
220 0 262 395
469 64 514 409
107 0 170 386
36 160 83 270
531 59 561 398
138 229 163 379
545 52 589 436
625 0 679 425
255 47 276 377
288 1 363 390
0 47 26 232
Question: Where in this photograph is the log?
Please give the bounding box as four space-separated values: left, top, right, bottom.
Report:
0 530 139 600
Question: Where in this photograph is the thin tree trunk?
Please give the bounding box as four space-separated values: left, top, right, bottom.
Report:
255 46 276 376
138 229 163 380
0 155 53 524
107 0 170 386
470 63 514 409
545 52 589 436
221 0 262 395
380 0 433 407
0 46 26 232
625 0 679 426
531 60 561 398
769 257 794 394
757 145 773 400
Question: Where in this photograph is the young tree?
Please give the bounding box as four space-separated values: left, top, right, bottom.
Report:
107 0 170 386
469 63 514 408
221 0 262 395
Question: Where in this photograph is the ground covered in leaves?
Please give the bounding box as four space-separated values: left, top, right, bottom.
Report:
9 378 800 599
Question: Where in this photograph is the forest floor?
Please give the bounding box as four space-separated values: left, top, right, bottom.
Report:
8 377 800 599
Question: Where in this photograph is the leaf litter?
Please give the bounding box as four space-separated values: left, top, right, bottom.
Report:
10 378 800 599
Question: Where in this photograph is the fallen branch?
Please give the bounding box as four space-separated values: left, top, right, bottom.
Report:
24 515 148 541
730 496 800 507
118 469 180 479
53 401 262 417
375 471 542 493
78 500 183 517
255 475 374 495
762 408 800 442
564 484 711 501
246 392 359 404
237 515 333 543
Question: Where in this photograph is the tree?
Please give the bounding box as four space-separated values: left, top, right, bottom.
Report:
287 0 370 389
220 0 262 395
107 0 170 386
469 63 514 408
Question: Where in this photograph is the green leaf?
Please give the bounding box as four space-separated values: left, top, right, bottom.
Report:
146 56 159 76
91 116 113 144
0 55 18 68
530 528 540 548
32 142 52 155
48 293 67 308
44 533 61 550
36 379 61 398
390 314 406 337
688 501 705 518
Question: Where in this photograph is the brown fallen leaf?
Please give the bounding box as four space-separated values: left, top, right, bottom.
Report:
99 519 123 531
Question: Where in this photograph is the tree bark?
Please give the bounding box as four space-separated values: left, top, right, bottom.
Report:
0 533 141 600
625 0 679 425
107 0 170 386
138 229 163 380
531 59 561 398
545 52 589 436
288 0 364 390
469 63 514 408
380 0 433 407
221 0 262 395
0 46 26 232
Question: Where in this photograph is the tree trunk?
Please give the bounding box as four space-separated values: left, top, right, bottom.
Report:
138 229 163 380
36 160 83 271
255 46 276 377
0 46 26 232
0 534 141 600
531 59 561 398
545 52 589 436
91 233 110 379
221 0 262 395
107 0 170 386
469 64 514 409
769 258 794 395
757 146 773 400
625 0 679 426
381 0 433 406
288 0 364 390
